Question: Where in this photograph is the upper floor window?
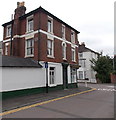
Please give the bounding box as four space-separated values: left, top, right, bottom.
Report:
71 30 75 43
6 25 11 37
77 34 78 40
47 39 54 57
62 42 66 60
72 48 76 62
48 16 53 33
79 53 83 58
26 38 34 56
62 25 65 39
79 59 86 68
27 16 33 33
5 43 9 55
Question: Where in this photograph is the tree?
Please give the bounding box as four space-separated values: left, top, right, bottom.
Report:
91 55 113 83
113 55 116 70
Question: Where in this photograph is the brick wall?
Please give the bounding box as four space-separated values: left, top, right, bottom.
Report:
2 7 79 65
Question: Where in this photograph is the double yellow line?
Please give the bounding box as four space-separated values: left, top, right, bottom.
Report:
0 88 96 116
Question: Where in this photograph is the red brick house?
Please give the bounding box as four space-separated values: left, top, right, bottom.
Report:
2 2 80 90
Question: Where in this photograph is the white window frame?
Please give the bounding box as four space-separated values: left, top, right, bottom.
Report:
62 24 65 39
47 39 54 58
72 47 76 62
71 68 77 83
47 16 53 34
26 15 34 33
6 25 11 37
5 43 9 55
25 38 34 57
62 42 67 60
49 67 56 86
79 71 83 79
79 59 86 68
71 30 75 43
84 71 86 79
79 53 83 58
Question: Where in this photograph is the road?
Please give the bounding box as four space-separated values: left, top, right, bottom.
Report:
2 83 115 118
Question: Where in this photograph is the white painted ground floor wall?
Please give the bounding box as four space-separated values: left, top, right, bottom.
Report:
1 61 77 92
77 67 97 83
1 67 45 92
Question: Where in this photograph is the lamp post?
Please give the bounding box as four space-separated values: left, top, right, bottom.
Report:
45 62 48 93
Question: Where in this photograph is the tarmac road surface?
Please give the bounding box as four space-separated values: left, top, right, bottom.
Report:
2 83 115 118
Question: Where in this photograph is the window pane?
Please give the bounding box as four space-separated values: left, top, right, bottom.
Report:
62 44 66 59
72 48 75 61
48 20 51 32
62 26 65 38
49 67 55 85
47 40 53 56
26 39 34 55
79 71 83 79
28 18 33 32
7 26 11 37
71 68 76 82
84 71 86 79
71 31 75 43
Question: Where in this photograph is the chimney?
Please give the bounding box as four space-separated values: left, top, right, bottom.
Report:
81 42 85 47
14 1 26 19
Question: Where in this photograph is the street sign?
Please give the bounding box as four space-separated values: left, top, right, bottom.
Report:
45 62 48 68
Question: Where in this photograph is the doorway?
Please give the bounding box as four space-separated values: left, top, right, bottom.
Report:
62 63 69 89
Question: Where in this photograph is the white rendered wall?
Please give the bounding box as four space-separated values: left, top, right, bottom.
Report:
77 51 98 83
1 61 70 92
67 65 71 83
2 67 45 92
39 61 63 86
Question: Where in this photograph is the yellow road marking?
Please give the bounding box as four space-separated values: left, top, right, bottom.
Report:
0 88 96 116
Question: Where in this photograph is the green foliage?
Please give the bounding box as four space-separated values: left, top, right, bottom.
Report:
114 56 116 70
112 70 116 75
91 56 113 83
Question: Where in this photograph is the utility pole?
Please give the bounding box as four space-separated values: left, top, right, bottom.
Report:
10 14 13 56
45 62 48 93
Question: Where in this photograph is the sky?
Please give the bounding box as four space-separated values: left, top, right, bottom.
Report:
0 0 114 56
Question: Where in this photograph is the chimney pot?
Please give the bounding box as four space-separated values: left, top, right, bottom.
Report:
81 42 85 46
15 1 26 18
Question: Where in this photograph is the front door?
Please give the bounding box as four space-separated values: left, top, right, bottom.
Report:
62 63 69 89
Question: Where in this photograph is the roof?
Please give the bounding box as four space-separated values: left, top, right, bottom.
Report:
2 6 80 34
78 44 100 55
0 56 42 68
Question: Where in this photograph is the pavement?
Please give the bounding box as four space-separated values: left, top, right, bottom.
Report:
2 85 91 112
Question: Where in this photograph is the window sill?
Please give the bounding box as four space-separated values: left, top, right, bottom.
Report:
6 36 11 38
62 38 66 40
63 58 67 61
47 55 55 59
72 60 76 63
47 31 54 35
25 55 34 58
49 84 57 87
26 30 34 34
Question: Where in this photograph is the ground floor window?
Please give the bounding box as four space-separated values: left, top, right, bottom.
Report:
84 71 86 78
49 67 55 85
71 68 77 83
79 71 83 79
78 71 87 79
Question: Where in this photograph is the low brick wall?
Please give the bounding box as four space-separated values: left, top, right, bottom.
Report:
110 74 116 83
